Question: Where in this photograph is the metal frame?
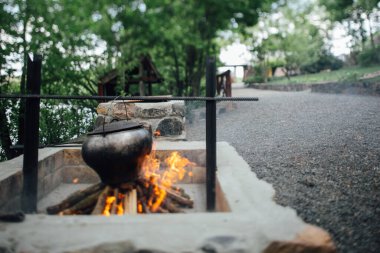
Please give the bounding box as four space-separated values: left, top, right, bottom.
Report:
206 57 217 211
0 56 258 213
21 54 42 212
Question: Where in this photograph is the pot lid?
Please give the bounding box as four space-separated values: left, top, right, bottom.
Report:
88 120 143 135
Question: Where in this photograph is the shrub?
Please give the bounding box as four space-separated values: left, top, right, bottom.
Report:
358 46 380 66
301 52 343 74
244 75 265 84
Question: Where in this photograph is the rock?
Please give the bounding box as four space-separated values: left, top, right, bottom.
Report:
199 235 248 253
172 101 185 117
263 225 336 253
156 117 183 136
66 241 135 253
134 103 173 119
95 101 186 140
97 101 136 119
94 115 114 129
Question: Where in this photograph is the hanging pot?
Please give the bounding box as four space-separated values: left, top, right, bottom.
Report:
81 120 152 186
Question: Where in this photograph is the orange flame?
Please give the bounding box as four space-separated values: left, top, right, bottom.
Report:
102 196 116 216
101 142 196 215
141 147 196 212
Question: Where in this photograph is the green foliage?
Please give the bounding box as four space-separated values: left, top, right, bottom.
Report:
249 4 325 78
358 46 380 66
320 0 379 52
244 75 265 84
301 52 344 73
39 101 96 145
0 0 275 160
268 66 380 85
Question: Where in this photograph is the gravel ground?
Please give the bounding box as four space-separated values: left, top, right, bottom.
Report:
186 86 380 253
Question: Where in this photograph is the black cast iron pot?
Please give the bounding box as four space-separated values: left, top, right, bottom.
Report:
81 120 152 186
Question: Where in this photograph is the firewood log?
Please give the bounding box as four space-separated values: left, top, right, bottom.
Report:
0 212 25 222
61 189 102 215
123 189 137 215
172 187 191 200
141 200 150 214
162 199 184 213
119 182 135 192
47 183 104 214
156 207 169 213
166 189 193 208
110 188 119 215
92 186 111 215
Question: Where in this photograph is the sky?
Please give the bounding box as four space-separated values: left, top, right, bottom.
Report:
219 26 352 78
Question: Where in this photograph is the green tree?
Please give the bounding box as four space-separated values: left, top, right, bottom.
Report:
1 0 275 160
90 0 274 96
249 4 325 80
320 0 379 51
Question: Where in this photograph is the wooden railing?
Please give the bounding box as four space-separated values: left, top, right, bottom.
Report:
216 70 232 97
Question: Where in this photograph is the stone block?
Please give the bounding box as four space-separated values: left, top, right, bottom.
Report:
63 149 86 166
0 195 21 212
54 150 64 170
40 170 62 199
61 165 100 184
190 166 206 184
156 117 184 136
66 241 135 253
0 172 22 211
95 101 186 140
135 102 173 119
178 166 205 184
171 101 185 117
97 101 136 119
94 115 114 129
38 155 56 180
263 225 336 253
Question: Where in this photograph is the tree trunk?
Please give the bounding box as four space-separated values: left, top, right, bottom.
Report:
172 47 182 96
139 60 145 96
192 49 204 96
0 87 17 160
366 12 375 50
17 1 30 152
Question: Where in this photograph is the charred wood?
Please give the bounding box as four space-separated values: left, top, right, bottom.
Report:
47 183 104 214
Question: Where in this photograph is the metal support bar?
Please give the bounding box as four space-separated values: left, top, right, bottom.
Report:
21 54 42 213
0 94 259 102
206 57 217 211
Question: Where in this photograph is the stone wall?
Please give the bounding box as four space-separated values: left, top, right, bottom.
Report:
96 100 186 140
248 83 311 91
247 81 380 96
311 81 380 96
0 149 98 212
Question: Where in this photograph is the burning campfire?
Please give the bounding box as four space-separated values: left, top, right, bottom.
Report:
46 147 196 215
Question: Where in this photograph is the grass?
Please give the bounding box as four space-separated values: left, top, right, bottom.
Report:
266 65 380 85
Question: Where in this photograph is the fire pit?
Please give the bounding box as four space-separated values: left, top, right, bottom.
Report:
0 141 336 253
46 119 198 216
46 147 198 215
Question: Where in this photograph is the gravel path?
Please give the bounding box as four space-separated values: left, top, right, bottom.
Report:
186 85 380 253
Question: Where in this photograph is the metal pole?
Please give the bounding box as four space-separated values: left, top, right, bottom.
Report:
206 57 217 211
21 54 42 213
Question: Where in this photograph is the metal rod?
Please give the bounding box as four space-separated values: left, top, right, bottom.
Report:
11 144 83 149
0 94 258 102
206 57 217 211
21 54 42 213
